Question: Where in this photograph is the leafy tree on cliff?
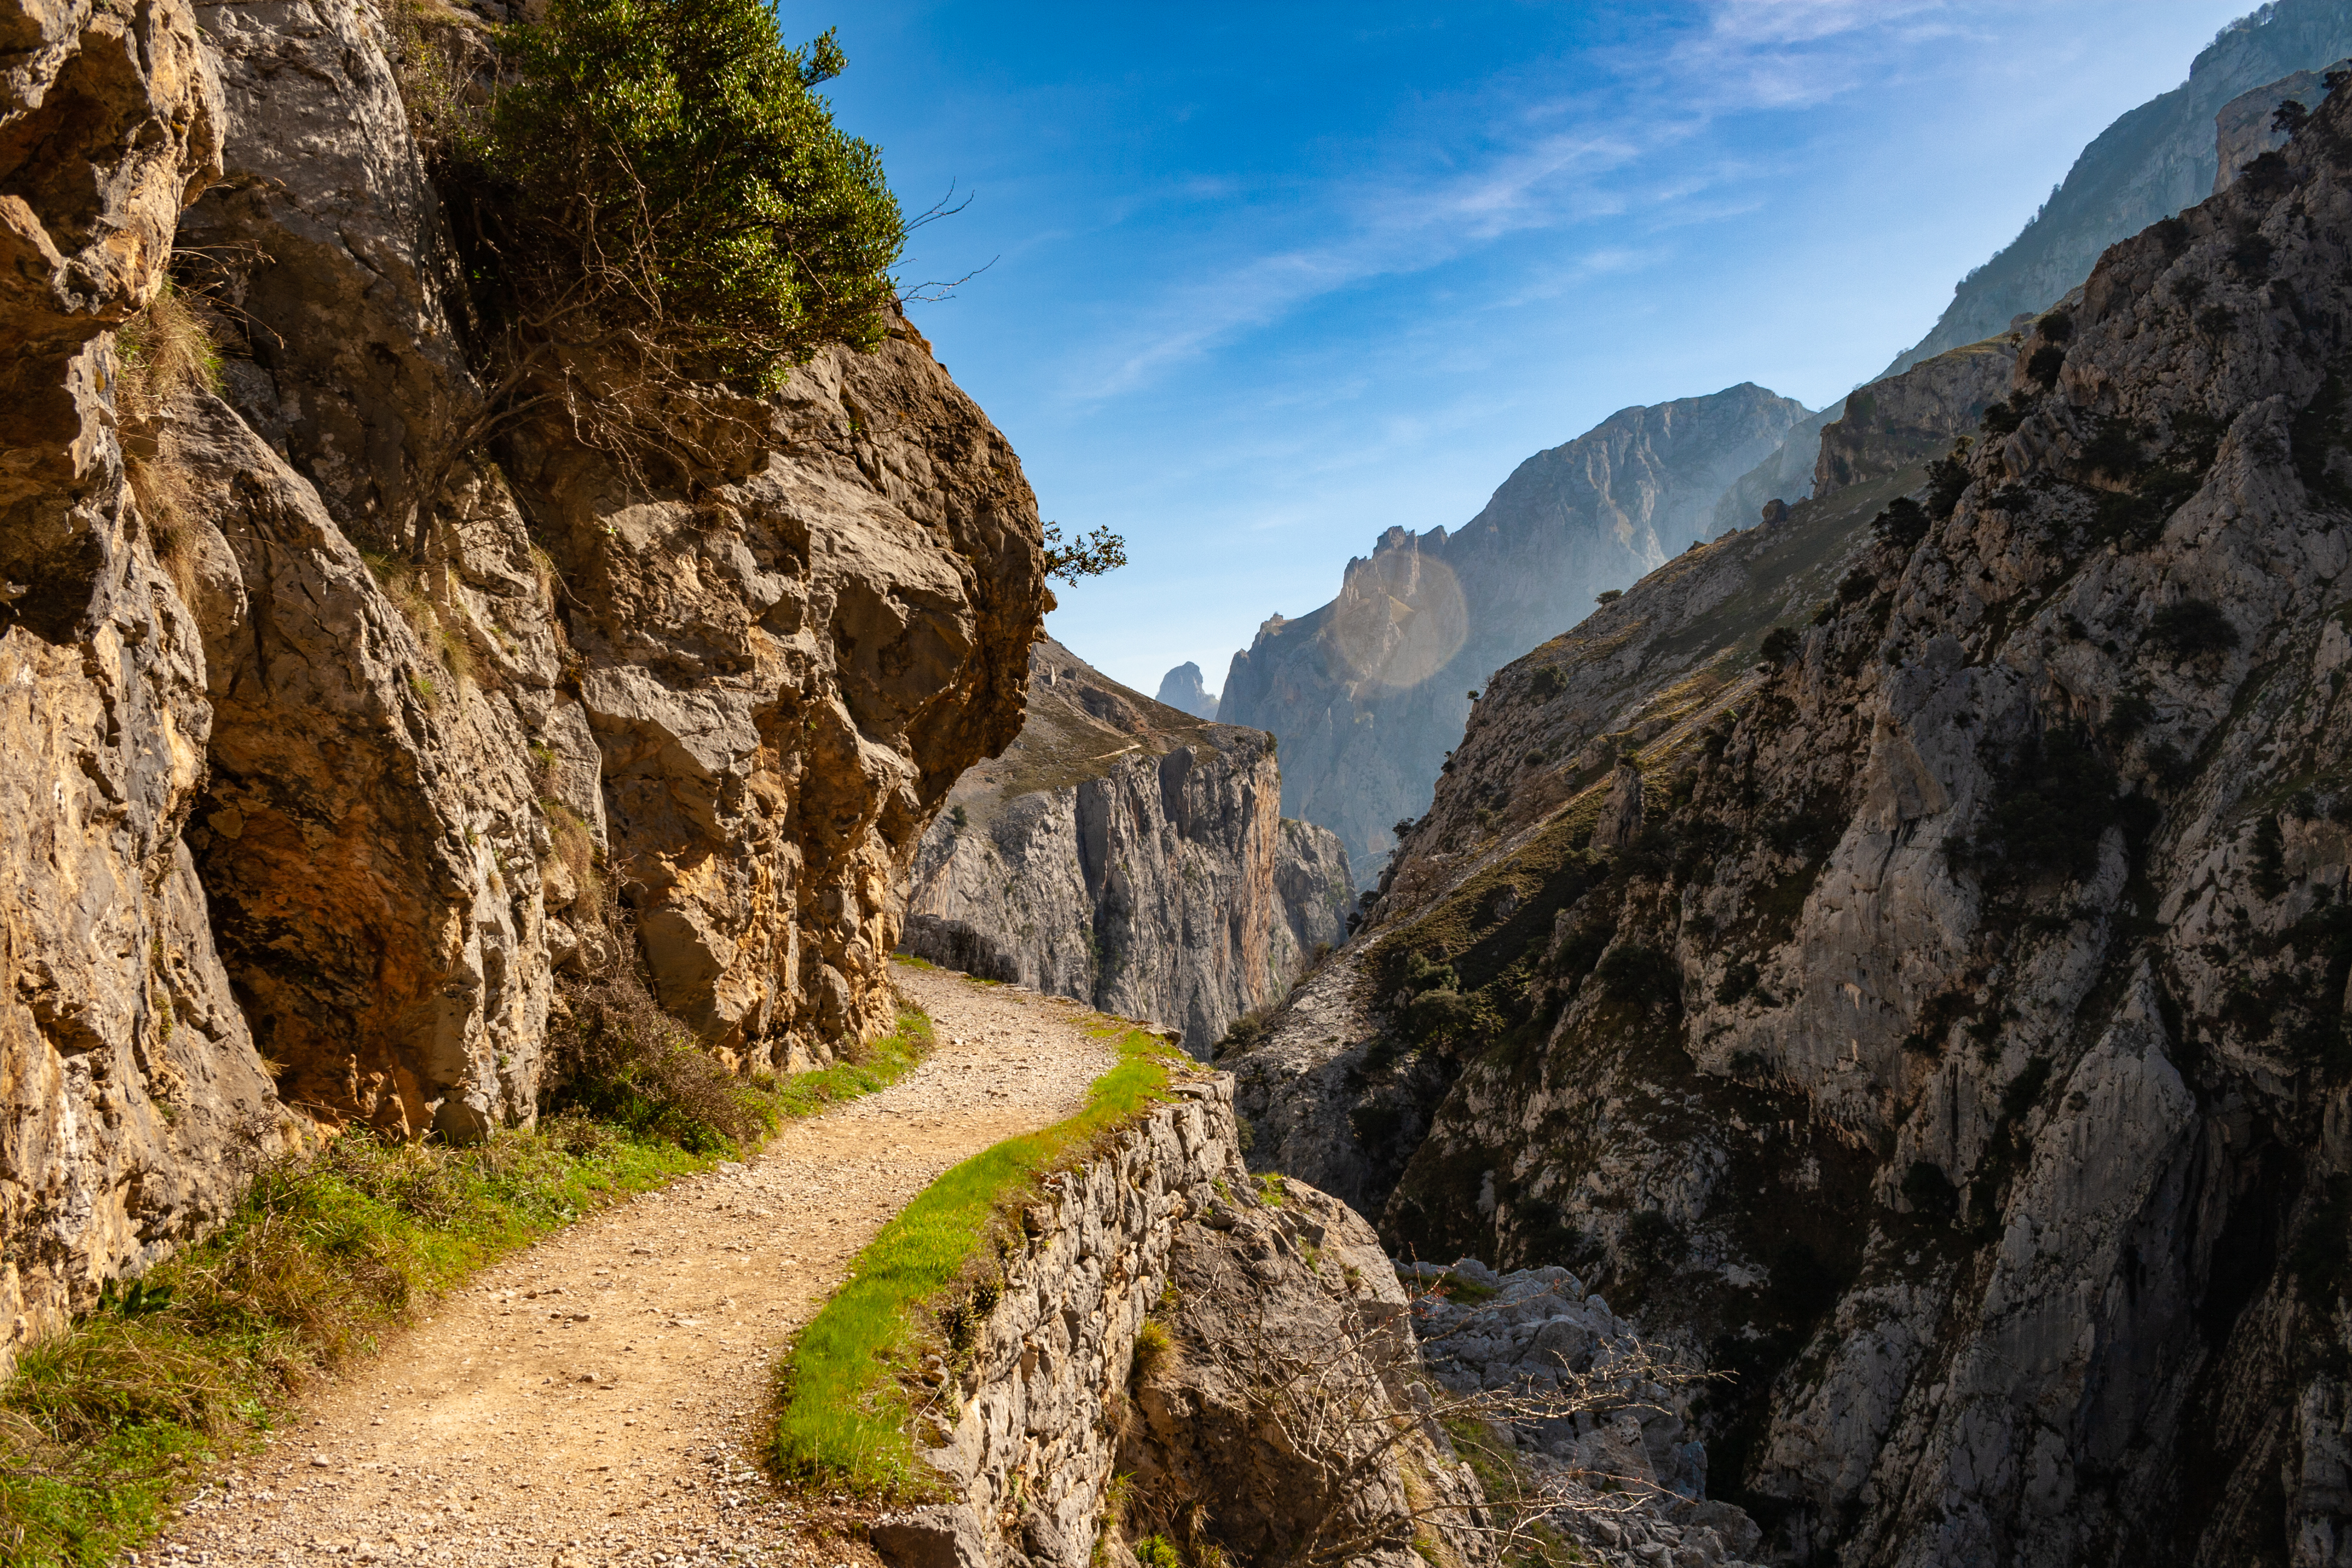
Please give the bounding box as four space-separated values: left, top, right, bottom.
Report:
402 0 909 556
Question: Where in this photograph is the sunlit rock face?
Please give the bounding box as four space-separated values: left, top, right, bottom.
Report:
0 0 1047 1361
903 641 1350 1054
1220 383 1811 888
1237 89 2352 1565
0 0 297 1367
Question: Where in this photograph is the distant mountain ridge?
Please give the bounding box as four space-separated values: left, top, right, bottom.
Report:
1884 0 2352 377
1218 382 1809 885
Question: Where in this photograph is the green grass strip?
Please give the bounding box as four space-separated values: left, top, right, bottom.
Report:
0 1005 933 1568
770 1021 1184 1497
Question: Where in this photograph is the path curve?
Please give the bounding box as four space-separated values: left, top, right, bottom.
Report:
155 965 1110 1568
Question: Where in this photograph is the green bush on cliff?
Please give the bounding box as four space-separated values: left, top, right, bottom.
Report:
463 0 903 390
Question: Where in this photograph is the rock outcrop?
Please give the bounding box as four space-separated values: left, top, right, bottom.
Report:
900 641 1350 1053
1219 384 1810 889
0 0 1045 1359
2213 60 2352 192
1241 80 2352 1566
1154 661 1219 720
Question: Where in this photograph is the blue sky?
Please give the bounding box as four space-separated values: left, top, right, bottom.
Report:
821 1 2258 695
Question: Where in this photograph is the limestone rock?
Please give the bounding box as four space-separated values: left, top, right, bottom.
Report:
1119 1183 1491 1568
1408 1260 1765 1567
2212 62 2351 194
901 641 1349 1053
0 0 293 1364
0 0 1045 1359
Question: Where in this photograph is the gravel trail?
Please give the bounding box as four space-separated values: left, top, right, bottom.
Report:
151 965 1111 1568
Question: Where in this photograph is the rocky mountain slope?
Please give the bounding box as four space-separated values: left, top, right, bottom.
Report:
0 0 1045 1362
1887 0 2352 377
1236 77 2352 1566
1218 384 1810 889
900 641 1350 1052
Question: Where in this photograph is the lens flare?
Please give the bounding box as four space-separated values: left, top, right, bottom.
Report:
1327 547 1466 691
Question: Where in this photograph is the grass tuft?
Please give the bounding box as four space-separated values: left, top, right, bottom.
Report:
769 1021 1186 1496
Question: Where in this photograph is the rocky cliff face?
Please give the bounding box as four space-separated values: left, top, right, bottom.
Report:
0 0 1044 1361
1237 82 2352 1566
1219 384 1810 890
1886 0 2352 377
2213 60 2352 193
1234 331 2013 1217
900 642 1349 1053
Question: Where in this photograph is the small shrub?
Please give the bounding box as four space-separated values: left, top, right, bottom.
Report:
2253 814 2288 899
2198 304 2237 336
547 975 762 1151
1529 665 1567 699
1214 1009 1271 1059
1622 1208 1684 1272
2147 599 2239 662
1403 987 1480 1045
2236 154 2295 201
1595 589 1624 606
1873 496 1930 550
465 0 903 388
113 281 223 425
1129 1319 1175 1384
1952 726 2123 890
2152 215 2190 258
1981 399 2021 435
1714 961 1759 1005
1596 942 1679 1008
949 804 969 830
2025 344 2066 387
1926 452 1972 520
1757 626 1802 670
2081 416 2143 478
2036 310 2073 344
2105 692 2158 740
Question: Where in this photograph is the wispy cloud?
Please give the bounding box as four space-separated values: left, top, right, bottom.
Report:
1059 0 1987 402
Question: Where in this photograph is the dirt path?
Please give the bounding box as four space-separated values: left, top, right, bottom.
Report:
154 965 1111 1568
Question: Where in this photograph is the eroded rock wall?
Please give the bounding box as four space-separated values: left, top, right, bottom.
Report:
176 0 1043 1079
901 641 1350 1053
0 0 296 1358
877 1074 1489 1568
1244 83 2352 1567
0 0 1045 1353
